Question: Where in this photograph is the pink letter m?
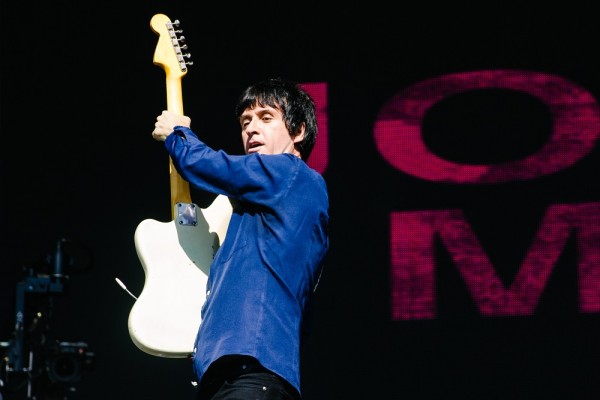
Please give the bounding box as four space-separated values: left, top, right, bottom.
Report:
390 202 600 320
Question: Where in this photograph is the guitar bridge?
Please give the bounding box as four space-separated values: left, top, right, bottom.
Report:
175 203 198 226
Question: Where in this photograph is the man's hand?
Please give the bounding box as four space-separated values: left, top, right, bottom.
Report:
152 110 191 142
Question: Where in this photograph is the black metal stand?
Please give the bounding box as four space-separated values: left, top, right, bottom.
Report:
1 239 94 400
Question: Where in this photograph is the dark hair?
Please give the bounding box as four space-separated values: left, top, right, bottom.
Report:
235 77 318 162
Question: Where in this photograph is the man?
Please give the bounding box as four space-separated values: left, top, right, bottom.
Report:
152 78 329 400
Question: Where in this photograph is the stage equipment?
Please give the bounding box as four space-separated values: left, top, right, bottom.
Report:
1 238 94 399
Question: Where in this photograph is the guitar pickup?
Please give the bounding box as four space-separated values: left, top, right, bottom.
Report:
175 203 198 226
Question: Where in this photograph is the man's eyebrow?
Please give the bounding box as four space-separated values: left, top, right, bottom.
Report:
241 107 278 119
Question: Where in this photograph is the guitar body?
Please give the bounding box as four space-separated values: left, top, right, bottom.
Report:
128 14 233 358
129 195 232 357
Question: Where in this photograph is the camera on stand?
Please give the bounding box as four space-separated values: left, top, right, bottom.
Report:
0 238 94 400
46 341 95 386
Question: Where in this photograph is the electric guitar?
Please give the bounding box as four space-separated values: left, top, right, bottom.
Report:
128 13 232 358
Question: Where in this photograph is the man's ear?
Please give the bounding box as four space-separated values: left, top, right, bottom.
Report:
293 123 306 143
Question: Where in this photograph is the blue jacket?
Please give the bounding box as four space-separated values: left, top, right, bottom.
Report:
165 126 329 395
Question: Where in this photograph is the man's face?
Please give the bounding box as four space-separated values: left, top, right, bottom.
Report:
239 105 303 156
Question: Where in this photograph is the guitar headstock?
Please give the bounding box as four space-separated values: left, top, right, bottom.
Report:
150 14 192 78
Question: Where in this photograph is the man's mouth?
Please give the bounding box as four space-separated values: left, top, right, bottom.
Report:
248 142 262 152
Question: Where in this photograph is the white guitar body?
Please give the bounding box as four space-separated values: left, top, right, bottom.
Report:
129 195 232 357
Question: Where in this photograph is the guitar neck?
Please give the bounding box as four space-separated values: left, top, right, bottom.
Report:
150 13 193 219
166 75 192 217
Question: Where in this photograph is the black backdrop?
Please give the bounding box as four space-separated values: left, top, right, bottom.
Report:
2 2 600 399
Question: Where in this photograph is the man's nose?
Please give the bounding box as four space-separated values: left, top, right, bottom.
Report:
245 117 260 133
